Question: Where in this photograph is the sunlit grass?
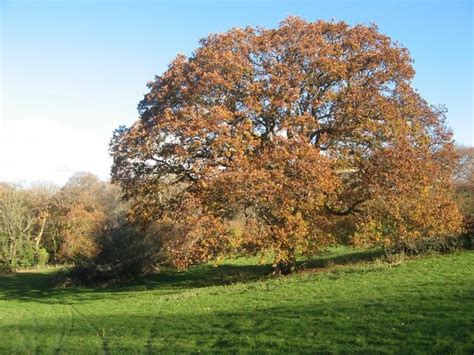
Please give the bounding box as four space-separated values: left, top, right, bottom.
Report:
0 248 472 353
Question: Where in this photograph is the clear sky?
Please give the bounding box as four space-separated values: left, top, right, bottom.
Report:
1 0 473 185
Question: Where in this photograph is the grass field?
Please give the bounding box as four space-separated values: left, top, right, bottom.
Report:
0 248 473 354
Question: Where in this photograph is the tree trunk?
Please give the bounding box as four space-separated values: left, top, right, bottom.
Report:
273 261 292 275
272 248 296 275
9 236 17 271
51 235 58 260
35 214 47 254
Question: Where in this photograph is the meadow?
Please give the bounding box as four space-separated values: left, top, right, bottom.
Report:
0 248 473 354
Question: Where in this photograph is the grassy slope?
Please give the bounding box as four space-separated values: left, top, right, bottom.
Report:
0 249 473 354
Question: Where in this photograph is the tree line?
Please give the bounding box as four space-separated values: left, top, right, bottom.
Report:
0 173 127 272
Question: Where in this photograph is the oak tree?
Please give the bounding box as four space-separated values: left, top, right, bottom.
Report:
111 17 462 273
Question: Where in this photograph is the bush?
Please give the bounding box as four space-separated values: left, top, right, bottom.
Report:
17 243 36 268
0 261 12 273
387 235 463 255
36 248 49 267
60 223 166 286
459 218 474 249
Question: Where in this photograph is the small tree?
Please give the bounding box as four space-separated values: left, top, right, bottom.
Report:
111 17 462 273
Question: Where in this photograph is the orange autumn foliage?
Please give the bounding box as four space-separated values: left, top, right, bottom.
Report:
54 173 106 262
111 17 462 273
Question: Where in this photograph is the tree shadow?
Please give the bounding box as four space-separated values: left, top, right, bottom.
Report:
296 247 383 270
0 247 383 304
130 262 273 290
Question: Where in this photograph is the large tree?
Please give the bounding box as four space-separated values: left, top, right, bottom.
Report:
111 17 462 273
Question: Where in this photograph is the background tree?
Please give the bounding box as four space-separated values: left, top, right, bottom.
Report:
454 145 474 246
112 17 462 273
0 174 134 273
28 182 58 264
52 172 106 262
0 185 35 271
454 145 474 214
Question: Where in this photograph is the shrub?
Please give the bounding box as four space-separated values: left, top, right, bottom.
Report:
17 242 36 268
36 248 49 267
60 223 166 286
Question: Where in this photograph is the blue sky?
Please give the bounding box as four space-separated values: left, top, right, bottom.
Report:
1 0 473 184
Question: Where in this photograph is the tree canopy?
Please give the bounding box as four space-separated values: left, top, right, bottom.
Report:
110 17 462 273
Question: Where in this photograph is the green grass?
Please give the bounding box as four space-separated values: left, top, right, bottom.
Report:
0 248 473 354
